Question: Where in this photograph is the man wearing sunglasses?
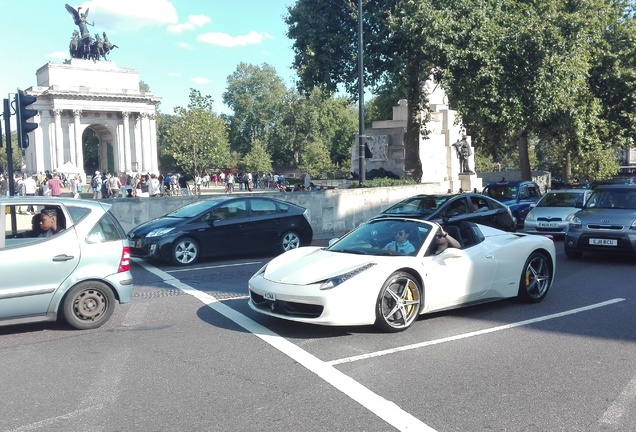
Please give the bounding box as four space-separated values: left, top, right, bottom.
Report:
383 228 416 254
432 224 462 255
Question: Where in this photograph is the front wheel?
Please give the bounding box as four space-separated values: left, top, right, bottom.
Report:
374 272 422 332
171 237 200 265
517 252 552 303
61 281 116 330
280 231 301 252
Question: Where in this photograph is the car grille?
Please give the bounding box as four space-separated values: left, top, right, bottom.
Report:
537 217 562 222
586 224 624 230
535 227 565 233
250 291 323 318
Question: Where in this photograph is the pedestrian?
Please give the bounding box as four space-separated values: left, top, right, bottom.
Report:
47 173 64 197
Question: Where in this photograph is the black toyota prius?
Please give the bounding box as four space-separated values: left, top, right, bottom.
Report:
128 196 313 265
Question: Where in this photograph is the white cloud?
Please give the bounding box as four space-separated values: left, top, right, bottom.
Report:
168 14 211 33
47 51 69 59
197 31 272 47
78 0 179 31
191 77 210 85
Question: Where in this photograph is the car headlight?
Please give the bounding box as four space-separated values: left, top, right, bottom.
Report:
252 263 268 278
631 220 636 230
525 212 535 221
319 263 375 290
569 216 582 228
146 227 175 237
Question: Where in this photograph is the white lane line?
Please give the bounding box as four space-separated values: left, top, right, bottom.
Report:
134 258 435 432
599 373 636 426
329 298 626 366
6 405 104 432
166 261 262 273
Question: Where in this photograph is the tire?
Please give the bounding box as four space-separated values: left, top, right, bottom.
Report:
61 281 116 330
374 271 422 332
280 231 301 252
564 247 583 259
517 252 552 303
171 237 200 265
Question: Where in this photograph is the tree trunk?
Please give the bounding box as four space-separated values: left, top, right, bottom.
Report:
517 129 531 180
405 60 423 183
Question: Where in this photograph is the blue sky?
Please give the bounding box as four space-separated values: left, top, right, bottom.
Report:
1 0 298 115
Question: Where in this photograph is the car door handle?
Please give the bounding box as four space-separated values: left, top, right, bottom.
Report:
485 254 494 259
52 254 75 262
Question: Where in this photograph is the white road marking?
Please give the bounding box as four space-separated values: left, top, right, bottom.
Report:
329 298 626 365
166 261 262 273
599 373 636 426
6 406 105 432
134 258 435 432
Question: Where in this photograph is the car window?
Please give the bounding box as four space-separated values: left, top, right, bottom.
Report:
277 202 290 213
2 204 67 248
211 200 247 220
67 205 91 224
539 193 581 207
441 198 468 216
485 186 517 200
519 186 529 199
527 186 539 198
250 199 278 216
87 210 126 243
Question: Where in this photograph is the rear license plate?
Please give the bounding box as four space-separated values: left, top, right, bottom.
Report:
263 292 276 301
538 222 559 228
589 238 618 246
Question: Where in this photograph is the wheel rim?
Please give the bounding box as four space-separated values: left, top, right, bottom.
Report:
72 289 108 321
524 256 550 299
282 232 300 251
380 276 421 329
175 240 198 264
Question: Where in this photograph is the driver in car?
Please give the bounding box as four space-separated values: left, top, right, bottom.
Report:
384 228 416 254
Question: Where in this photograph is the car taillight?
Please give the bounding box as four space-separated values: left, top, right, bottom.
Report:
119 246 131 272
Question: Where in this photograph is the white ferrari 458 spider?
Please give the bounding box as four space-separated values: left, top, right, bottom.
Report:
248 218 556 332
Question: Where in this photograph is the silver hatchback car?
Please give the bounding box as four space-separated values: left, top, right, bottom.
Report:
523 189 593 237
1 197 133 329
564 185 636 258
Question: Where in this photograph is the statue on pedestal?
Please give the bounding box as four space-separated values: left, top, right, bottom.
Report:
65 4 117 61
452 135 473 174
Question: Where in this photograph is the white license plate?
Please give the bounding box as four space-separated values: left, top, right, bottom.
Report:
589 238 618 246
263 292 276 301
538 222 559 228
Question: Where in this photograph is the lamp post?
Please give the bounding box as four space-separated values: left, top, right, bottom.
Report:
357 0 365 186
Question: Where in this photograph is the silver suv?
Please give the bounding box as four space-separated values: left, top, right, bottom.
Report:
564 185 636 258
1 197 133 329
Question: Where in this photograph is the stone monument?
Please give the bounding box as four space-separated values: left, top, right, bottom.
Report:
351 76 482 193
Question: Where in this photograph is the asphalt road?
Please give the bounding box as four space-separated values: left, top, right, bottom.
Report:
1 242 635 432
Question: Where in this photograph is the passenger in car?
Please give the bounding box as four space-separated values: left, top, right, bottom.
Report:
432 224 462 255
39 208 62 237
384 228 416 254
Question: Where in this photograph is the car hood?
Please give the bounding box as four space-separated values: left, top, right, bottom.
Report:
261 247 378 285
574 208 636 223
529 207 578 220
128 217 184 236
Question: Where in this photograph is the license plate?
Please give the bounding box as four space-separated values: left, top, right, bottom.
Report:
538 222 559 228
589 238 618 246
263 292 276 301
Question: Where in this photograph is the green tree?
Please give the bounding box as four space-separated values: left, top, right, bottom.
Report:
223 63 288 156
298 139 334 178
166 89 231 177
242 138 273 174
0 132 23 172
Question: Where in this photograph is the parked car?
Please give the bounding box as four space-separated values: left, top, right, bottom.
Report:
128 196 313 266
248 217 555 332
522 189 593 237
0 197 133 330
564 185 636 258
483 180 542 227
376 193 516 232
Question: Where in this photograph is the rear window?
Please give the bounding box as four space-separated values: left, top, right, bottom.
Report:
87 211 126 243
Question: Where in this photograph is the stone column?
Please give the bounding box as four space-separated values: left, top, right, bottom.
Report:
140 112 151 172
73 110 83 173
133 114 142 173
53 109 64 169
122 111 132 172
148 113 158 173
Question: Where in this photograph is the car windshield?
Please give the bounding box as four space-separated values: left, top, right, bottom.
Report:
537 192 582 208
484 185 517 200
584 189 636 210
167 199 225 218
327 219 433 257
383 196 451 215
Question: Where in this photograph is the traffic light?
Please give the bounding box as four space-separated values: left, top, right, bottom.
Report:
15 89 38 149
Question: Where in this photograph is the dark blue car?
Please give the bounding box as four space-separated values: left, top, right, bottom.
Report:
483 180 542 228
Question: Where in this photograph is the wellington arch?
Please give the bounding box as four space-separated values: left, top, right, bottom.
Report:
23 59 160 180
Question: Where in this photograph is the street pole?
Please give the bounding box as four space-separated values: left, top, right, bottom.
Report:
357 0 365 186
3 98 17 197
